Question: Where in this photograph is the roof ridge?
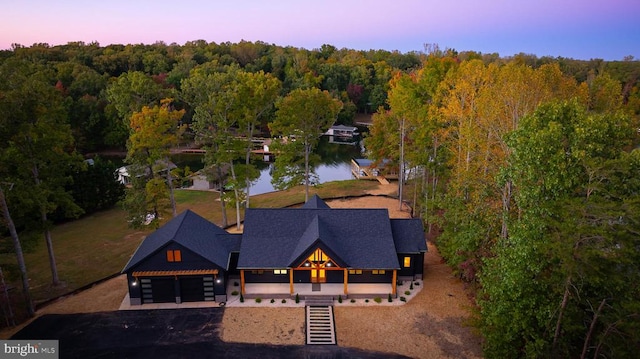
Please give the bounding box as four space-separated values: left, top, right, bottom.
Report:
287 215 320 265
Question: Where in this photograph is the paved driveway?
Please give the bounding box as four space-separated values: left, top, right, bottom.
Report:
12 308 408 358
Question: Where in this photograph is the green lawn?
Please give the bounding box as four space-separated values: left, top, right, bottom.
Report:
1 180 384 306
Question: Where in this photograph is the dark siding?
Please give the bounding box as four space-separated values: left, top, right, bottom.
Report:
414 253 425 275
244 270 289 283
397 253 425 277
348 270 393 283
326 270 344 283
228 252 240 275
127 273 142 301
294 270 310 283
129 242 224 272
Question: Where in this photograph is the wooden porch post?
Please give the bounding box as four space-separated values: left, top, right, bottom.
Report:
392 270 397 296
343 269 348 295
289 269 294 295
240 270 246 295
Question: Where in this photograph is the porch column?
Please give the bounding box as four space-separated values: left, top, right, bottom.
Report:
289 269 294 295
343 269 348 295
240 270 246 295
392 270 397 296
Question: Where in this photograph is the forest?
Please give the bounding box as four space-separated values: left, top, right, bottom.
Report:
1 40 640 358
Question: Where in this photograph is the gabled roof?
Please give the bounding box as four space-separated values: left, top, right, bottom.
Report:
122 210 239 272
391 219 427 253
301 195 331 209
287 215 347 267
238 207 400 269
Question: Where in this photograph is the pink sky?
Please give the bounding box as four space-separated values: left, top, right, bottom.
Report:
2 0 638 60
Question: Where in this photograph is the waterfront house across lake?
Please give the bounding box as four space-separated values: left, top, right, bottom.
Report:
122 195 426 305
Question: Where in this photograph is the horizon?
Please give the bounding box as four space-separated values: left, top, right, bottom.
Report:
2 0 639 61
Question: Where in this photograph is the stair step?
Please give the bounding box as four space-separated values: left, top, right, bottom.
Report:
304 296 334 307
306 305 336 345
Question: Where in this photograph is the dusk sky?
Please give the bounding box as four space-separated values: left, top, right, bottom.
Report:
2 0 639 60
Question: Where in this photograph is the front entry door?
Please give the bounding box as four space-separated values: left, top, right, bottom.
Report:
311 269 326 283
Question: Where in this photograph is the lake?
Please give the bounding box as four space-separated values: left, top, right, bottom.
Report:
172 136 365 196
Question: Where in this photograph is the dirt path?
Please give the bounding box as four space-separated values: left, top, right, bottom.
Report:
2 190 483 358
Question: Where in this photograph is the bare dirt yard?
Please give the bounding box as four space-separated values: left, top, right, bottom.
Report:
3 188 483 358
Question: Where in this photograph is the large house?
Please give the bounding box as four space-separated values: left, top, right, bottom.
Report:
122 196 426 305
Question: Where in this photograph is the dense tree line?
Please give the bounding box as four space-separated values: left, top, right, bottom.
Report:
368 51 640 357
1 39 639 339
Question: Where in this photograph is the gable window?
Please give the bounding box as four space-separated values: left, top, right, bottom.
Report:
403 256 411 268
166 250 182 262
274 269 287 275
372 270 386 275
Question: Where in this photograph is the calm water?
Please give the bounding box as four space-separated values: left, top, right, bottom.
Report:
173 136 364 195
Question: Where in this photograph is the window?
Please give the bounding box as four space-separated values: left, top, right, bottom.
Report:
251 270 265 275
274 269 287 275
348 269 362 275
166 250 182 262
403 256 411 268
372 270 386 275
307 248 328 263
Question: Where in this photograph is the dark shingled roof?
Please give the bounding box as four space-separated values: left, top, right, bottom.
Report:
122 210 239 272
287 216 348 267
391 219 427 253
301 194 331 209
238 207 401 269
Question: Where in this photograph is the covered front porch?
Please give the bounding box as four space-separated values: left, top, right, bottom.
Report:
236 277 397 299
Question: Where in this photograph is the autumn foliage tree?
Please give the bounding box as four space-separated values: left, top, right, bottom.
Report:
125 98 184 228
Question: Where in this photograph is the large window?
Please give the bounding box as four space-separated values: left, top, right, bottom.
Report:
167 250 182 262
404 256 411 268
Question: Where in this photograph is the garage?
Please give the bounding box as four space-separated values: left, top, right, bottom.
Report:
141 278 175 304
180 277 205 302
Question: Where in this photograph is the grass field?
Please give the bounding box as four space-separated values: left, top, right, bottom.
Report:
0 180 383 307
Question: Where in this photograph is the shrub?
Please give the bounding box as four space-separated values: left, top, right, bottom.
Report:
388 293 393 302
231 290 239 296
374 297 382 303
240 294 244 303
338 295 342 303
255 298 262 303
400 296 406 302
405 290 411 295
350 299 356 303
295 293 300 303
270 298 275 304
281 299 287 304
410 282 414 290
